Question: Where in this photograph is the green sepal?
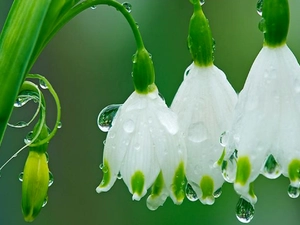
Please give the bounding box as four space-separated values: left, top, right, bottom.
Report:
288 159 300 182
262 0 289 47
132 48 156 94
188 1 214 67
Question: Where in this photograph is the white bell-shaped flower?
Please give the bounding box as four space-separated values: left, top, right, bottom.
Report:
224 44 300 205
171 62 237 204
96 86 186 210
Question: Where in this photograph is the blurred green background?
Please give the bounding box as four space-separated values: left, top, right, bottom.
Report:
1 0 300 224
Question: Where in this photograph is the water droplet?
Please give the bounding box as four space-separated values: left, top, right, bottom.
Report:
91 5 97 9
123 119 135 133
42 196 48 207
262 154 281 179
48 171 54 187
212 38 216 53
158 92 165 102
57 121 62 129
122 2 132 12
117 172 122 180
236 197 255 223
99 163 104 170
103 140 106 146
102 165 108 173
187 122 208 143
14 96 31 108
45 152 49 163
135 22 139 28
256 0 263 16
15 121 28 128
213 188 222 198
185 183 198 201
24 131 34 144
200 0 205 5
221 150 237 183
97 104 121 132
18 172 24 182
219 131 228 147
258 18 266 33
39 79 48 89
288 185 300 198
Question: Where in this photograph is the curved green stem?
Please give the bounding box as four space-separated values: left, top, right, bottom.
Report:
26 74 61 147
46 0 144 52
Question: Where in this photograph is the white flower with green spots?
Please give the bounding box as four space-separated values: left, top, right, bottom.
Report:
224 44 300 205
96 86 186 210
171 62 237 204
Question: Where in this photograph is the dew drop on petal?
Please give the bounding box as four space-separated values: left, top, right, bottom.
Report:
122 2 132 12
221 151 237 183
287 185 300 198
185 183 198 201
236 197 255 223
219 131 228 147
42 196 48 207
188 122 208 143
18 172 24 182
256 0 263 16
48 171 54 187
99 163 104 170
213 188 222 198
123 119 135 133
39 79 48 89
97 104 121 132
262 154 281 179
117 172 122 180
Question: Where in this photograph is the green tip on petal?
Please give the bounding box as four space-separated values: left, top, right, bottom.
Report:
131 170 145 200
235 156 251 186
288 159 300 183
200 175 214 204
132 48 155 94
261 0 289 47
217 148 226 166
188 1 214 67
172 161 186 203
248 182 256 199
99 159 111 188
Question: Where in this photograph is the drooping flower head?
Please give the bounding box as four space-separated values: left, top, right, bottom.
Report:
96 47 186 209
223 0 300 221
171 0 237 205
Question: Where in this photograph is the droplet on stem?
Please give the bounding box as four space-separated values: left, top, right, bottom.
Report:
24 131 34 144
19 172 24 182
48 171 54 187
256 0 263 16
122 2 132 12
236 197 255 223
39 79 48 89
200 0 205 6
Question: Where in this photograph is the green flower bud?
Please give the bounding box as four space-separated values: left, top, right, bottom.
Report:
22 150 49 222
21 123 50 222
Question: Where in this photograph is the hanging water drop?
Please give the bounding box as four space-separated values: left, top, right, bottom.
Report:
200 0 205 6
213 188 222 198
57 121 62 129
117 172 122 180
18 172 24 182
236 197 255 223
256 0 263 16
97 104 122 132
262 154 281 179
91 5 97 9
39 79 48 89
185 183 198 201
122 2 132 12
48 171 54 187
221 151 237 183
42 196 48 207
287 185 300 198
24 131 34 144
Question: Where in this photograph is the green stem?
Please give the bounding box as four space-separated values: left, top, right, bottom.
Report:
46 0 144 53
